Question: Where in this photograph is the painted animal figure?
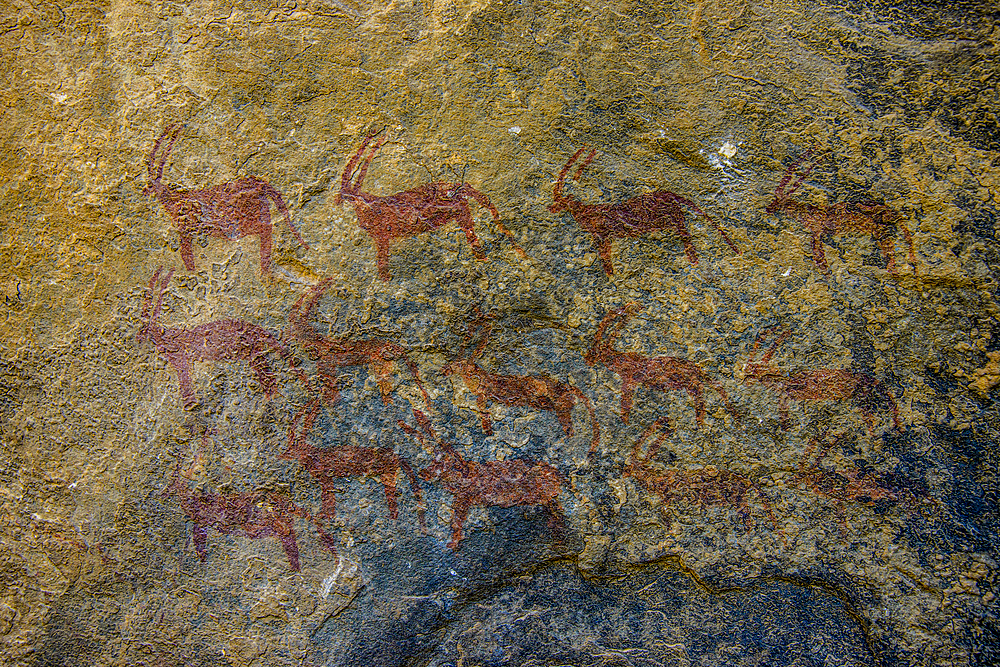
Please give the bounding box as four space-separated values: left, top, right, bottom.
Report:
792 432 899 505
441 315 600 453
625 420 780 534
585 303 738 426
144 124 309 275
337 134 526 280
765 149 916 275
162 469 338 571
140 267 301 409
741 328 901 433
403 411 564 550
283 399 426 528
286 278 430 407
549 147 738 274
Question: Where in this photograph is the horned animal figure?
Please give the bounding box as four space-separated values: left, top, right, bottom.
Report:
765 149 916 275
625 419 780 534
161 456 338 571
741 328 901 433
337 134 526 281
283 399 426 529
792 431 900 505
549 147 739 275
441 313 600 453
285 278 430 407
402 411 564 550
144 124 309 275
585 303 738 426
140 267 303 409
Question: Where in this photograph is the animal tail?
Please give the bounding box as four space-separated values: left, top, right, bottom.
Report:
571 386 601 456
461 185 528 259
667 193 740 256
899 219 917 274
746 477 785 544
263 182 310 250
397 457 427 533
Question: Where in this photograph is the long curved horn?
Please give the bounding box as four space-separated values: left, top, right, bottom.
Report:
551 147 592 210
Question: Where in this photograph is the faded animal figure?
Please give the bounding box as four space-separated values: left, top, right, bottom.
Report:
144 124 309 275
765 149 916 275
741 329 901 433
285 278 430 407
402 411 564 550
550 147 739 275
140 267 302 409
792 431 900 505
161 455 338 571
337 134 527 281
283 399 426 529
441 314 599 453
586 303 738 426
625 420 781 535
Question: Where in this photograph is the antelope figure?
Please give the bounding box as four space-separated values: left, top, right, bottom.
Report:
285 278 430 407
283 399 426 529
337 134 526 281
625 419 780 534
792 431 899 505
140 267 302 408
550 147 739 275
741 328 901 433
585 303 738 426
144 124 309 275
765 149 916 275
402 411 564 550
162 454 338 571
441 313 600 453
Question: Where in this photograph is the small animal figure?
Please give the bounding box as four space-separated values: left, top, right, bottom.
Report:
337 133 526 280
283 399 426 529
625 420 780 534
741 328 901 433
285 278 430 407
139 267 303 409
441 313 599 452
765 149 916 275
162 465 338 571
585 303 738 425
549 147 738 274
144 124 309 275
791 431 899 505
402 411 564 550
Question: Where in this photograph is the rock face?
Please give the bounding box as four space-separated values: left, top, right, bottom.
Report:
1 1 998 665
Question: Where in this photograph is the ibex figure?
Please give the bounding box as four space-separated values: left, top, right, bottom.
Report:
337 134 526 281
586 303 738 426
741 328 901 433
144 124 309 275
765 149 916 275
140 267 303 408
550 147 738 274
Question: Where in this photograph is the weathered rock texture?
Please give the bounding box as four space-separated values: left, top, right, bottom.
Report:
1 0 998 665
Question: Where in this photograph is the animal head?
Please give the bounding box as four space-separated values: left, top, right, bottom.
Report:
145 124 183 198
740 328 790 384
584 302 641 365
337 132 387 204
549 147 596 215
138 267 174 343
765 149 818 216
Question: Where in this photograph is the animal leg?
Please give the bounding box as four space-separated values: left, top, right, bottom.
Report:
619 379 636 424
448 498 472 550
689 385 706 426
279 529 302 571
673 212 698 265
169 355 197 409
374 238 392 281
596 238 615 275
256 205 274 275
877 234 897 275
458 206 487 260
380 469 401 520
476 393 494 435
318 490 338 521
179 233 196 271
250 353 278 399
192 524 209 559
553 391 576 437
810 229 830 272
778 394 793 430
370 359 395 405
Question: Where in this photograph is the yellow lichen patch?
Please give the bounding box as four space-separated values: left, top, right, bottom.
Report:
970 351 1000 395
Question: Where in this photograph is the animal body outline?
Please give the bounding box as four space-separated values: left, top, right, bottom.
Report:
144 124 309 275
337 133 526 281
549 147 739 275
765 148 916 275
